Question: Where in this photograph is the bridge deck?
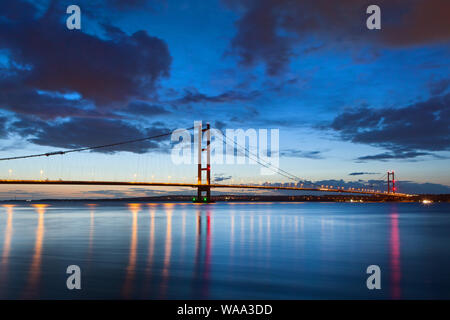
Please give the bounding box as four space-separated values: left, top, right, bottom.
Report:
0 180 411 197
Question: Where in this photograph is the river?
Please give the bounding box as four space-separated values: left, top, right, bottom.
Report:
0 202 449 299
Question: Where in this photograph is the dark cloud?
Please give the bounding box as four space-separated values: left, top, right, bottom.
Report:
0 0 171 107
349 172 380 176
173 89 259 105
107 0 150 9
94 0 166 11
225 0 450 75
280 149 324 159
214 174 232 182
357 151 431 161
10 117 171 153
0 79 106 120
264 77 302 93
229 106 260 124
428 78 450 96
227 0 292 75
328 93 450 159
1 0 36 21
382 0 450 47
214 120 227 130
0 116 8 138
117 101 170 117
0 0 173 153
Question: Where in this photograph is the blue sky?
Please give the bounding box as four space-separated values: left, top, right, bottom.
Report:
0 0 449 198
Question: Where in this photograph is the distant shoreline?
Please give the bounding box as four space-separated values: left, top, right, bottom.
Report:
1 194 449 203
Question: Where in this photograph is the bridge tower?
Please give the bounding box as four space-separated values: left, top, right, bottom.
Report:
387 171 396 194
194 122 213 203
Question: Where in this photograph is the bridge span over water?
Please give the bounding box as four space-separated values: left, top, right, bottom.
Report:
0 179 412 198
0 123 412 201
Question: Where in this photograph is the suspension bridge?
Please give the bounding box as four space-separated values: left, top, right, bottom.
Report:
0 123 412 202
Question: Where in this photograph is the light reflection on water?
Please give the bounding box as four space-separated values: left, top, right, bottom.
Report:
390 208 401 299
24 204 47 298
0 202 449 299
122 203 140 298
143 205 155 295
160 204 173 298
87 204 96 260
1 205 14 264
0 204 14 294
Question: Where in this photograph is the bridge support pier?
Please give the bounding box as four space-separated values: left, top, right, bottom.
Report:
193 122 214 203
196 185 212 203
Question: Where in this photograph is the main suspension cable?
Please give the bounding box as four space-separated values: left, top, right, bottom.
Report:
221 133 308 184
0 127 194 161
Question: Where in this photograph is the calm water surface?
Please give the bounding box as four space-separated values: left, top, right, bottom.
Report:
0 202 449 299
